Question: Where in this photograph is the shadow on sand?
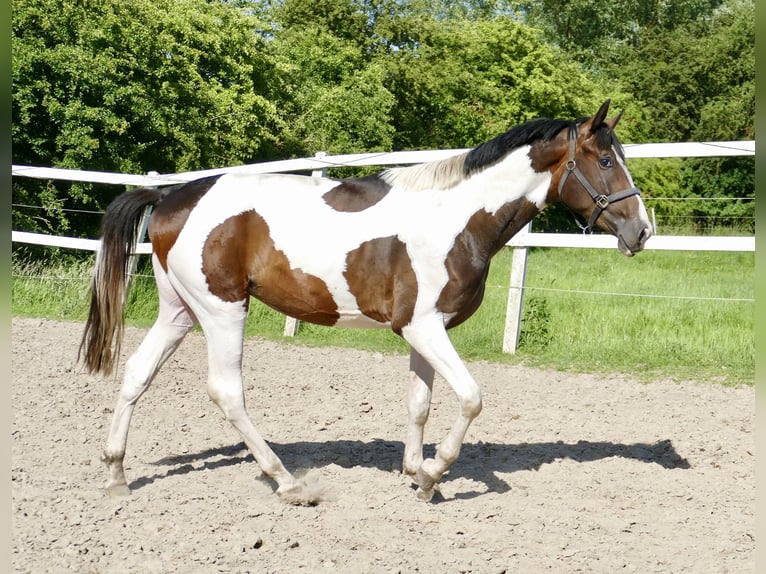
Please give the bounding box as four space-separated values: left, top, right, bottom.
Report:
129 437 690 500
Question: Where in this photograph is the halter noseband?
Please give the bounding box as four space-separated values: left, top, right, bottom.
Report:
557 126 641 234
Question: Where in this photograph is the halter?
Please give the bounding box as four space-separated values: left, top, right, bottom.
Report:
557 126 641 234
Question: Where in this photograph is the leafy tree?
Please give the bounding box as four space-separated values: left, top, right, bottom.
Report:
262 6 396 155
13 0 281 234
512 0 725 69
615 0 754 232
377 14 614 149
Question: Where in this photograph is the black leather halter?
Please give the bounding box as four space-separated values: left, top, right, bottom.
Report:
557 126 641 234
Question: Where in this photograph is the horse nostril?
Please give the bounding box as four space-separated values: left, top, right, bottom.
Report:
638 226 651 245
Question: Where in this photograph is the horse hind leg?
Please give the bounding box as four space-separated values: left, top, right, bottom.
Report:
102 254 195 495
402 348 434 478
199 304 321 505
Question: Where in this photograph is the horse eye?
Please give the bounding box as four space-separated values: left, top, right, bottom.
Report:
599 157 613 169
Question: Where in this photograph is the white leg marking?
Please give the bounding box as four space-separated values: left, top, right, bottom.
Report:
403 348 434 477
103 255 195 495
401 319 483 500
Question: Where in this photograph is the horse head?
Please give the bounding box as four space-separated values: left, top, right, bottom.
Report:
552 100 652 256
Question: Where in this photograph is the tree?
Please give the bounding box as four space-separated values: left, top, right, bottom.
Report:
615 0 754 232
13 0 281 234
512 0 725 70
262 5 396 156
378 14 615 150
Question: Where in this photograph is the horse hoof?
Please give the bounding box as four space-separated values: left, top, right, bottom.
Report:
277 482 324 506
415 487 434 502
105 482 132 497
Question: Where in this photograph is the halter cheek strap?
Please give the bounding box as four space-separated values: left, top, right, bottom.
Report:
557 127 641 234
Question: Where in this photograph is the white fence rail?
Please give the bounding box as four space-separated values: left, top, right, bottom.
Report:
10 228 755 256
11 140 754 187
12 140 755 352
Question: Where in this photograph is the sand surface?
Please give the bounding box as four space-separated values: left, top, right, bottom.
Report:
12 317 754 573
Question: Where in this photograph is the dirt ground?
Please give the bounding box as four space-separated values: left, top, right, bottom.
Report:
12 317 754 573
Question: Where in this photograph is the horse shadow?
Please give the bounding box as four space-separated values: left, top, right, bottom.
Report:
130 437 690 500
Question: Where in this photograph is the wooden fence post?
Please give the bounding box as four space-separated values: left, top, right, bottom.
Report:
502 222 532 353
283 153 328 337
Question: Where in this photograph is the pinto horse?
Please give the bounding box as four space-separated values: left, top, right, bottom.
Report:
80 100 652 503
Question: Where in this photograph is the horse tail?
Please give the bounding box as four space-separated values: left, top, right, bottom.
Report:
79 187 165 376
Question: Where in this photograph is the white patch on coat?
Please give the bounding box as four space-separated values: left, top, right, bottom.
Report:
613 145 651 225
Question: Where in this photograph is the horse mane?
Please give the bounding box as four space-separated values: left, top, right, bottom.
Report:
463 118 575 178
381 117 578 192
380 152 468 192
594 122 626 160
380 116 626 192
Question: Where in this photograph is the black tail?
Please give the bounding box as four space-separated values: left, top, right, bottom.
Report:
78 187 164 376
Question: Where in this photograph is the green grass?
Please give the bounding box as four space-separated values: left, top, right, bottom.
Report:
12 247 754 386
516 249 754 385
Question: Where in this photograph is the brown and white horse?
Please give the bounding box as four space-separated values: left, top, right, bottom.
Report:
80 100 651 503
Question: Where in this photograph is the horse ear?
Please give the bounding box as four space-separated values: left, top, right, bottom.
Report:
605 109 624 130
582 99 612 135
592 99 611 126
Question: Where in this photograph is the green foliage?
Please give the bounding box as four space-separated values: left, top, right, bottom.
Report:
515 0 726 70
12 0 754 238
680 156 754 232
518 296 551 349
12 254 94 320
14 0 281 171
507 0 754 232
613 0 753 143
274 0 372 42
378 15 610 150
266 22 395 155
607 0 754 232
13 0 282 232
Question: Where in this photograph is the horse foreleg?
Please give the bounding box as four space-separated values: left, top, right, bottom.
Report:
402 348 434 478
401 321 483 501
102 255 194 496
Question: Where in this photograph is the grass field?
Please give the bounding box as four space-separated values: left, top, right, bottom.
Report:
12 246 754 386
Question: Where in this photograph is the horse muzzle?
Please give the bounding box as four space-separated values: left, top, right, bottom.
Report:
617 225 652 257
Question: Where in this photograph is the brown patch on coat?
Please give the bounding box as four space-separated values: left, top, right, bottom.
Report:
201 210 340 325
149 176 221 270
322 175 391 212
528 137 567 174
438 199 539 328
344 236 417 334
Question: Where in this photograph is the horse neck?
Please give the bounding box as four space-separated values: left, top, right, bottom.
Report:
454 147 549 257
476 198 542 259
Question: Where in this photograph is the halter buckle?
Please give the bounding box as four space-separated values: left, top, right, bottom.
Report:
595 195 609 209
565 159 576 171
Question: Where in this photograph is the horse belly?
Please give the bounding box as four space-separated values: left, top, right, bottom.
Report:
250 267 391 329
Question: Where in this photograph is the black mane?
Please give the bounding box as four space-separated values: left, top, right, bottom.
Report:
464 116 624 176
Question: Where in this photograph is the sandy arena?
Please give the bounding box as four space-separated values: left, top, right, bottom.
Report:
12 317 754 573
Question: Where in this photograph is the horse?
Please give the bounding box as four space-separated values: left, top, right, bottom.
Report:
79 99 652 504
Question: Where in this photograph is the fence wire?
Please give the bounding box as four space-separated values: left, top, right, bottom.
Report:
11 272 753 304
